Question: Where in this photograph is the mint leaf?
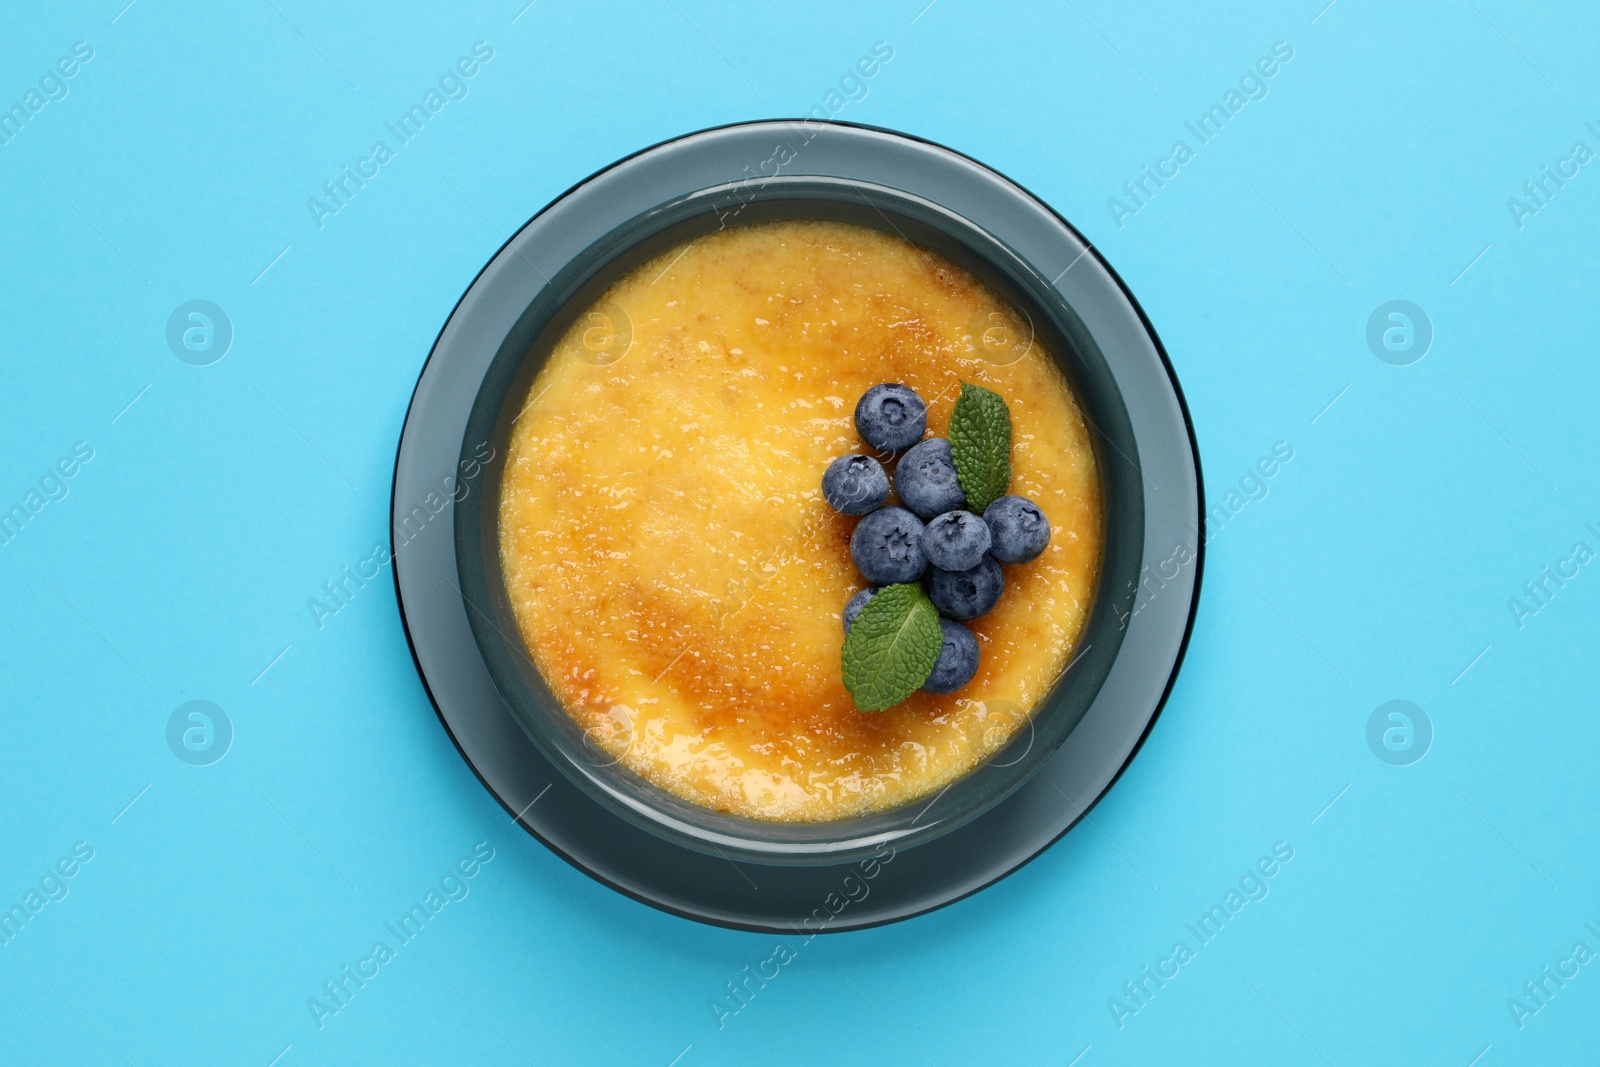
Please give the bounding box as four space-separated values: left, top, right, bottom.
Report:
949 381 1012 513
842 583 942 712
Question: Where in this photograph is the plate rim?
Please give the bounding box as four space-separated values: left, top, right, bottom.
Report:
389 118 1205 932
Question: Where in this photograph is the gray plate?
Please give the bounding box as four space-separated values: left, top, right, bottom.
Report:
391 121 1202 932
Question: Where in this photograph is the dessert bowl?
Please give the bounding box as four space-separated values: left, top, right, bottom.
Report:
394 121 1201 926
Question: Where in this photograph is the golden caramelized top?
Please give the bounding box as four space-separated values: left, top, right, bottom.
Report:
498 220 1101 821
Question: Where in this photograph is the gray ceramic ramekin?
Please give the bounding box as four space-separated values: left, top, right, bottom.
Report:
454 129 1151 866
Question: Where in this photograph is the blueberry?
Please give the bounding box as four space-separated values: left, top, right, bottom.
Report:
984 495 1052 564
850 506 927 585
922 510 992 572
926 555 1004 620
895 438 966 519
922 618 979 694
822 454 889 515
842 587 879 633
855 383 927 453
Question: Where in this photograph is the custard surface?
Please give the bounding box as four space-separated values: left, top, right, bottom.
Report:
498 221 1101 821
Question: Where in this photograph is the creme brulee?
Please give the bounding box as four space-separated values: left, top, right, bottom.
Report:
497 220 1101 821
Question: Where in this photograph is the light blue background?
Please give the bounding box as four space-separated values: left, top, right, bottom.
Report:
2 1 1596 1063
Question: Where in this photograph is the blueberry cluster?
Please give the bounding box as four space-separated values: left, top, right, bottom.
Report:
823 383 1052 695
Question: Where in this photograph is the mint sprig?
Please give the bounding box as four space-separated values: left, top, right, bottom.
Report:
842 583 942 712
949 381 1012 513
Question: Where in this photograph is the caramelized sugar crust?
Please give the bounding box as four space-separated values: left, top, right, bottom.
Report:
498 221 1102 821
